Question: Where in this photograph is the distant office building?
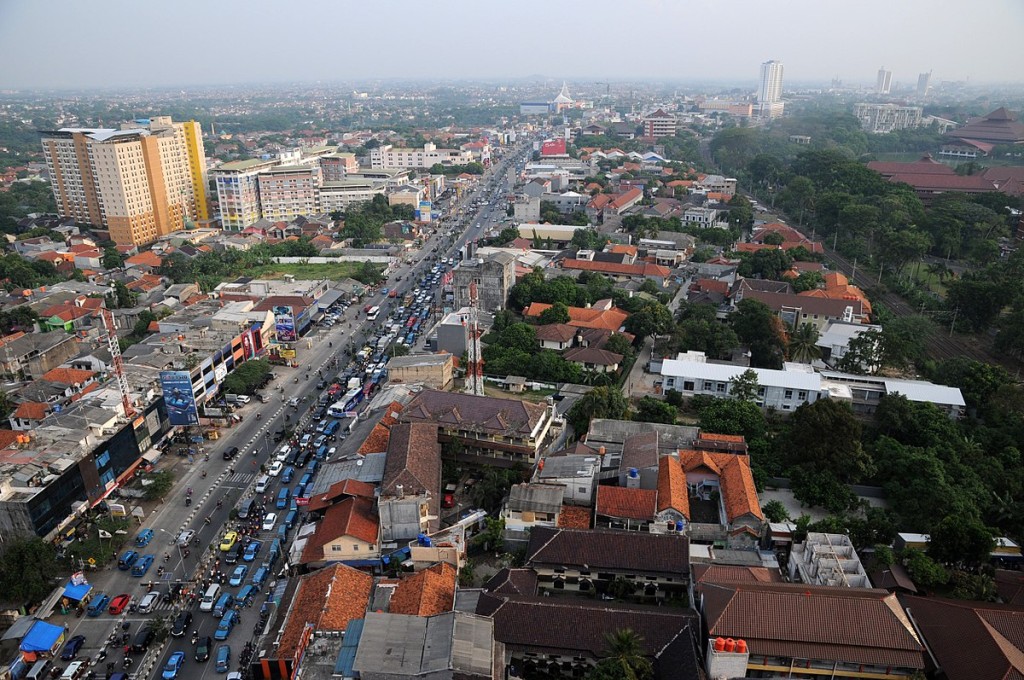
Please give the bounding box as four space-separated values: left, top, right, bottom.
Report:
319 152 358 181
757 60 785 119
257 164 321 222
642 109 677 138
369 143 473 170
877 68 893 95
40 116 208 246
854 103 923 134
917 71 932 98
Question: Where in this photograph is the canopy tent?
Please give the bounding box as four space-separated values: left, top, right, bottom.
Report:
19 621 64 654
62 582 91 602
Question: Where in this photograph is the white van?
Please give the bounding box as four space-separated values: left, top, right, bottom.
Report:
199 584 221 612
26 660 51 680
225 394 250 405
255 475 271 494
60 662 89 680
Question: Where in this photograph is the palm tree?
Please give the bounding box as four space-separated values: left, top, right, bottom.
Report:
589 629 653 680
787 323 821 364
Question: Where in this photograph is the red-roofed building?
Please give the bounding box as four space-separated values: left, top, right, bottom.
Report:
559 257 671 283
388 562 457 617
276 564 371 662
867 154 1000 203
9 401 50 431
125 250 164 270
524 302 629 332
607 188 643 215
299 497 379 566
595 486 657 528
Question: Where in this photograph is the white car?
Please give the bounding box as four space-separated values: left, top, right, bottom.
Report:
267 461 284 477
275 446 291 462
262 513 277 531
138 591 159 614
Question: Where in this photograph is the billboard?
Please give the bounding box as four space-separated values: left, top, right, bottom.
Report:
273 305 297 343
214 364 227 384
159 370 199 426
540 138 567 156
241 329 256 360
416 200 433 222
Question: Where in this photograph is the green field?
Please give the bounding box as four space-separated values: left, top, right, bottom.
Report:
247 261 374 281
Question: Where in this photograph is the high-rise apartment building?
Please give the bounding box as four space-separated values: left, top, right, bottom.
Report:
853 103 923 134
257 165 321 222
756 60 785 119
40 116 208 246
876 68 893 95
642 109 677 138
917 71 932 98
211 158 280 231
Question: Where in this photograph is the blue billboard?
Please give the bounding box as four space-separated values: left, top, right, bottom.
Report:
273 305 297 343
159 371 199 426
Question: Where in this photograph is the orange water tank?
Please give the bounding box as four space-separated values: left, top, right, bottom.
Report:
735 639 747 653
724 638 735 652
713 637 725 652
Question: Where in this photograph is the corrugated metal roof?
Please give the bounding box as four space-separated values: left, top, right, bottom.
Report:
661 357 823 391
333 617 365 676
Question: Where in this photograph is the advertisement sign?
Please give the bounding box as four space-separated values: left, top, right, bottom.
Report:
294 497 310 507
279 349 297 359
540 138 567 156
214 364 227 384
273 305 297 343
159 370 199 426
241 329 256 360
416 200 433 222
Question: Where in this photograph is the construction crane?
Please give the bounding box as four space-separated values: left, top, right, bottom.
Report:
464 282 484 397
101 307 135 419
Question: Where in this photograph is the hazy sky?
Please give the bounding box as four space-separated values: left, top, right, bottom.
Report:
1 0 1021 90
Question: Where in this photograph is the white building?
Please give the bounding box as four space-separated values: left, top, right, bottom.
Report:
369 143 473 170
318 180 386 212
535 454 600 506
212 158 280 231
757 60 785 119
877 67 893 95
854 103 923 134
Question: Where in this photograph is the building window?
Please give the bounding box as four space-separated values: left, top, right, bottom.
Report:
353 544 359 551
798 391 807 400
682 381 694 391
784 390 793 399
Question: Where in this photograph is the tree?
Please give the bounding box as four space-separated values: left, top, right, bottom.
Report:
880 315 933 368
730 299 787 368
791 271 824 293
142 470 174 501
633 396 676 425
623 303 673 341
927 515 996 569
102 246 124 270
693 396 767 442
107 280 137 309
836 328 882 374
783 400 872 483
0 537 63 605
762 499 790 523
729 369 760 402
537 302 571 325
901 548 949 590
604 333 634 357
787 323 821 364
587 629 653 680
762 231 785 246
567 386 629 436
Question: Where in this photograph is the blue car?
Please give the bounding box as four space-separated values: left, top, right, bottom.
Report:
243 540 262 562
117 550 138 570
87 593 110 617
131 554 155 577
281 466 295 484
229 565 249 587
162 651 185 679
214 610 238 640
134 529 154 547
215 644 231 673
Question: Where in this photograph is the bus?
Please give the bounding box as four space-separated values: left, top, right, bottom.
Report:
366 306 380 321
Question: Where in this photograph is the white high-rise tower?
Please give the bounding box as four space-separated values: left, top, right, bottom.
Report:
877 68 893 95
757 60 785 118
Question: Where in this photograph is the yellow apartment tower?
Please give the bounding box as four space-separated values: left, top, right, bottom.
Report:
41 116 208 246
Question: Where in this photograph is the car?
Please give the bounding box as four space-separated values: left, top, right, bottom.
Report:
138 591 159 614
272 429 286 443
243 540 262 562
229 565 249 587
176 530 195 547
287 397 299 407
262 512 277 531
134 528 154 547
117 550 138 570
170 610 193 636
313 434 327 449
108 593 131 615
223 446 239 461
275 446 291 462
214 610 238 640
267 460 284 476
195 635 212 662
219 531 238 551
215 644 232 673
60 635 86 660
131 553 154 577
162 652 186 680
132 625 154 653
281 466 295 483
224 544 242 564
299 434 312 448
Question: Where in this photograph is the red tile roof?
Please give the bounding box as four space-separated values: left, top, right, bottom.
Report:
524 303 630 332
125 251 164 268
595 485 657 521
560 258 670 278
41 367 95 385
608 188 643 211
657 456 689 518
557 505 592 529
277 564 372 658
678 449 762 522
306 479 377 512
300 497 378 564
357 423 391 455
563 347 623 366
13 401 48 420
691 563 783 585
388 562 457 617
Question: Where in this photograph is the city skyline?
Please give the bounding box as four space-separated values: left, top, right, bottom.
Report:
0 0 1022 90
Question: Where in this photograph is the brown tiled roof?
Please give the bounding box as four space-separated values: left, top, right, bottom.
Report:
742 288 868 320
379 401 404 427
382 422 440 498
701 582 924 670
691 563 783 585
306 478 377 513
483 568 538 596
277 564 372 658
900 595 1024 680
299 497 378 564
994 569 1024 606
596 486 656 521
389 562 457 617
869 564 918 594
534 323 577 343
887 171 997 193
13 401 48 420
526 527 689 575
621 431 659 470
402 389 548 438
40 367 95 385
946 107 1024 145
125 251 164 268
656 457 689 518
557 505 591 529
357 423 391 455
563 347 623 366
678 450 762 522
524 303 630 332
608 188 643 210
560 259 671 279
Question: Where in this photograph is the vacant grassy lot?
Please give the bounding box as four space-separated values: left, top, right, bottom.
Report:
248 261 373 281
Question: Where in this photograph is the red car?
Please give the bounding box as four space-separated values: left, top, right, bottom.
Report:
108 594 131 615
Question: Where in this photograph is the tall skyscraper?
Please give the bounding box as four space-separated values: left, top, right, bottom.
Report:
40 116 207 246
917 71 932 98
876 68 893 95
757 60 785 119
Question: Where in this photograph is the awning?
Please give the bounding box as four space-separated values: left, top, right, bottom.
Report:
317 289 345 308
62 582 91 601
20 621 64 653
141 449 162 464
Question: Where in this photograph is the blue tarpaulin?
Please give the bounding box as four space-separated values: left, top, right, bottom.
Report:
20 621 64 653
62 582 91 601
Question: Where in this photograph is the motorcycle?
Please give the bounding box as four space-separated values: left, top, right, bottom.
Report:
256 413 261 420
185 497 191 507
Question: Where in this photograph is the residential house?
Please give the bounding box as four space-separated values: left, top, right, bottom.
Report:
401 390 553 466
563 347 623 373
736 288 870 331
788 532 871 588
697 581 925 679
523 300 629 333
378 422 441 541
0 332 79 380
298 496 380 567
560 254 670 284
678 449 764 547
534 454 600 507
607 188 643 215
501 483 566 547
595 486 657 531
388 562 458 617
534 323 576 351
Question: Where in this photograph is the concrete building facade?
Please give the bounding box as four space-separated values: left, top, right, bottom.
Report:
369 143 473 169
453 252 516 313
